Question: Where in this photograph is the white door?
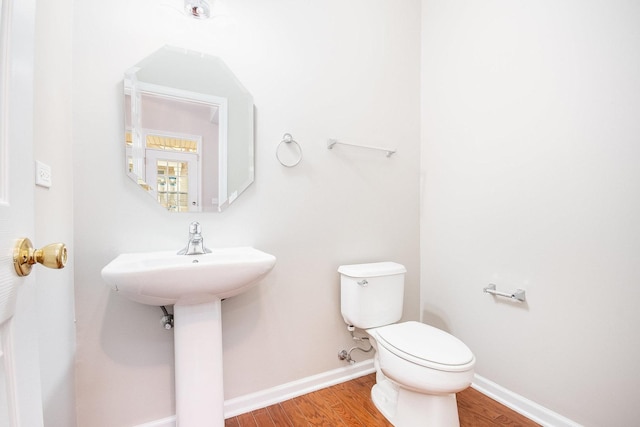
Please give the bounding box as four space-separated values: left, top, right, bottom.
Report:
0 0 44 425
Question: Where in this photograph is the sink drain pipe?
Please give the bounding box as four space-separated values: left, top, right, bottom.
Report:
160 306 174 330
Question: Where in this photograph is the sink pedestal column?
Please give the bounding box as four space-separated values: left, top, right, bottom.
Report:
174 299 224 427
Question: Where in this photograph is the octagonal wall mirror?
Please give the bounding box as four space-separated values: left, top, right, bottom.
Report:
124 46 254 212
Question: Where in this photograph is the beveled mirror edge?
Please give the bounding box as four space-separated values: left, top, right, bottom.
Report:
123 46 255 213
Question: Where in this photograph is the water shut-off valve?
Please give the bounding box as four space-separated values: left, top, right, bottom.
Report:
338 325 372 364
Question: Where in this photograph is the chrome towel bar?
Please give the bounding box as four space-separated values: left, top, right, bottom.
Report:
483 284 526 302
327 138 396 157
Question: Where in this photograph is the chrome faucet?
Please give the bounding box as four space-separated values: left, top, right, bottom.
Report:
177 221 212 255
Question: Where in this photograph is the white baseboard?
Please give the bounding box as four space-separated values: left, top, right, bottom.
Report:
135 363 582 427
133 416 176 427
472 374 583 427
133 359 375 427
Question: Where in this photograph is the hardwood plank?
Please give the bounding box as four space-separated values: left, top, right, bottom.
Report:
357 373 377 389
458 387 540 427
331 380 391 426
236 412 258 427
224 416 240 427
251 408 274 426
458 387 505 425
293 391 348 426
310 387 338 408
280 399 311 427
265 403 294 426
317 386 364 427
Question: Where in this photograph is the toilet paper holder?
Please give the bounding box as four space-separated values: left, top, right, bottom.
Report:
483 284 526 302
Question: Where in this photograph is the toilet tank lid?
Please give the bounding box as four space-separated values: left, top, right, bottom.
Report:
338 262 406 278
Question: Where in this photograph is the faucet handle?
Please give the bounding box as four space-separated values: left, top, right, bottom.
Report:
189 221 201 235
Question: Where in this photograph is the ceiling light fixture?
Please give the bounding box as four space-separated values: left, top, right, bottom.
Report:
184 0 210 19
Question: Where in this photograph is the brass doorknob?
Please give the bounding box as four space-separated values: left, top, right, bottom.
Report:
13 238 67 277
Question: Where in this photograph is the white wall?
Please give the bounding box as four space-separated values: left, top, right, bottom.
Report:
72 1 421 425
34 0 77 425
421 1 640 426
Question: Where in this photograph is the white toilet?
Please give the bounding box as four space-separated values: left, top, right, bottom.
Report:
339 262 475 427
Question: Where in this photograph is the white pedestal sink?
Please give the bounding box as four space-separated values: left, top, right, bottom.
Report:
101 247 276 427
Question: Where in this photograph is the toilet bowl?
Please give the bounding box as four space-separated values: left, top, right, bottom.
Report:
339 262 475 427
371 321 475 394
368 321 475 426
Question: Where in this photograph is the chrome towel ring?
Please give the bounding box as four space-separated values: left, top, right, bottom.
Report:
276 133 302 167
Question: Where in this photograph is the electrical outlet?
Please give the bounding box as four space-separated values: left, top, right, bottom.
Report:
35 160 52 188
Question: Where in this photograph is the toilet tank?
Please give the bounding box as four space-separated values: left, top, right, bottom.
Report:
339 262 406 329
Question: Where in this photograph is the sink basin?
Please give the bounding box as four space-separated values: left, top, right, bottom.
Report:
101 246 276 426
101 247 277 305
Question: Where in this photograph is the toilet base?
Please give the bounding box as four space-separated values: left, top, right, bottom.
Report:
371 377 460 427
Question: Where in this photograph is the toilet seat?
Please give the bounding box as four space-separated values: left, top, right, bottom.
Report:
373 321 475 372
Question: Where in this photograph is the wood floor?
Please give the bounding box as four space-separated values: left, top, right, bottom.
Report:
225 373 540 426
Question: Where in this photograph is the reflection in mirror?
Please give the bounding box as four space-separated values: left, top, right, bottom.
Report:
124 46 254 212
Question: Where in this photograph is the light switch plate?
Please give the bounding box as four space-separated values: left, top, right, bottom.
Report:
35 160 52 188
